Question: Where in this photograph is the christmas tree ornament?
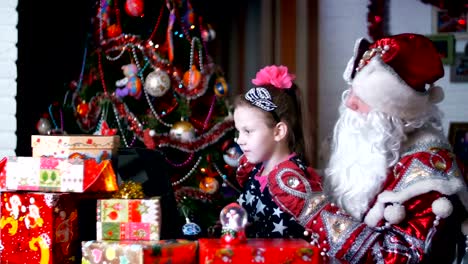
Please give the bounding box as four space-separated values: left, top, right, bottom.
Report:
220 203 247 245
106 24 122 38
223 143 243 167
124 0 144 17
144 69 171 97
199 176 219 194
115 63 142 99
214 76 229 97
173 37 213 99
182 221 202 237
181 206 201 237
201 24 216 42
169 120 196 142
183 65 202 90
36 118 52 135
76 101 90 117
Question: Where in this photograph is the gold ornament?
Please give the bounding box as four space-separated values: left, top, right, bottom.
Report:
169 120 196 142
113 181 145 199
213 77 229 97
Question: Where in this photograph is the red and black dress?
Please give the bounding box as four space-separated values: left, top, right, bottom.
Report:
236 154 322 240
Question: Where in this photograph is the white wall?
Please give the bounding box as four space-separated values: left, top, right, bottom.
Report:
0 0 17 157
318 0 368 166
318 0 468 165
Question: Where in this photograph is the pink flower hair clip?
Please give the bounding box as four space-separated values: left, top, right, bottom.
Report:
251 65 296 89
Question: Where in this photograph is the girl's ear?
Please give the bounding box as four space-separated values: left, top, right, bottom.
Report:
274 121 288 142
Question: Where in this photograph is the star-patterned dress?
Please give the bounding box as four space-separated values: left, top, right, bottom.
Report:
236 154 322 240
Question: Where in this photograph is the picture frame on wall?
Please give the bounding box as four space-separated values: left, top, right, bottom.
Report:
450 53 468 82
448 122 468 179
432 7 468 39
427 34 455 65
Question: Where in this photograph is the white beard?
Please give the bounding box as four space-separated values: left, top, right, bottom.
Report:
325 106 405 220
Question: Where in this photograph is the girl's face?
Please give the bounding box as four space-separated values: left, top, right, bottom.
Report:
233 105 276 164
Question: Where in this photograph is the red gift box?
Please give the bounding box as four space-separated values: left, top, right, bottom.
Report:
81 239 198 264
198 238 322 264
0 191 81 264
0 156 118 193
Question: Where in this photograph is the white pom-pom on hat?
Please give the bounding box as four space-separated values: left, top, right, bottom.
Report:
431 197 453 218
383 203 406 224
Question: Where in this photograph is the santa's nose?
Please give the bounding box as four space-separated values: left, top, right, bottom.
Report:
345 93 359 111
345 89 370 113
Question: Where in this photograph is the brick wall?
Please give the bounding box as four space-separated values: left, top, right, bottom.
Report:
0 0 17 157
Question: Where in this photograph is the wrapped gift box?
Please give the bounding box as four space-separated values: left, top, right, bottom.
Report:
0 156 118 193
31 135 120 162
198 238 322 264
97 198 161 241
81 239 197 264
0 191 81 264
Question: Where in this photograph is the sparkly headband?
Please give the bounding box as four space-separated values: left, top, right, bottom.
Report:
244 87 277 112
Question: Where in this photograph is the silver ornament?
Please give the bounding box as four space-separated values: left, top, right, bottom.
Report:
223 145 242 167
36 118 51 135
144 69 171 97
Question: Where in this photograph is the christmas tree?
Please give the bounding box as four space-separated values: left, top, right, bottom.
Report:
37 0 241 237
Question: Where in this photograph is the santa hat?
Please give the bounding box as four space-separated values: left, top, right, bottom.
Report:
343 33 445 120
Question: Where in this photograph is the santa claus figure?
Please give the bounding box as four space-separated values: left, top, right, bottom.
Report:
278 33 468 263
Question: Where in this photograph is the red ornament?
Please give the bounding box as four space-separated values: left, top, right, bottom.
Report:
107 24 122 38
76 101 90 117
143 129 156 149
125 0 144 17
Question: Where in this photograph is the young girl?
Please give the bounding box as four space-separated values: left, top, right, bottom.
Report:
233 65 322 239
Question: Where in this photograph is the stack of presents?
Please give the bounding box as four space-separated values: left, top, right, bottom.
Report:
0 134 321 264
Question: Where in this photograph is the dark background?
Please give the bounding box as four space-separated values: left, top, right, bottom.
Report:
16 0 95 156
